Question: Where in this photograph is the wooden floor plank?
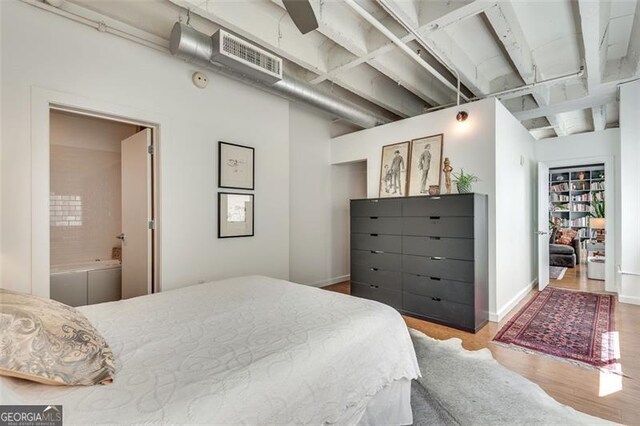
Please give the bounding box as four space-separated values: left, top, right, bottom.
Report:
323 263 640 423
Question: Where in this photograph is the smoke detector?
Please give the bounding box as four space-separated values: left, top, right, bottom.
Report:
192 72 208 89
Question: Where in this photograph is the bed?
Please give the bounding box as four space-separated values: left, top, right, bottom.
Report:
1 276 420 424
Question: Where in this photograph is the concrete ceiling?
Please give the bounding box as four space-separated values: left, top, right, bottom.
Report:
61 0 640 139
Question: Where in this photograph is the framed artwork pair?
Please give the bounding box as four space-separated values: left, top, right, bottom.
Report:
378 134 444 198
218 141 254 238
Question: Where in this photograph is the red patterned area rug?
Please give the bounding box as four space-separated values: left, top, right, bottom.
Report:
493 287 619 371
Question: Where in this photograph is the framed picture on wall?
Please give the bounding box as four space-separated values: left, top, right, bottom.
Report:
218 141 255 190
218 192 254 238
407 134 444 196
378 141 410 197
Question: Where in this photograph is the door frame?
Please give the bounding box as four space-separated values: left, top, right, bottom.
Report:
31 87 163 298
538 155 616 293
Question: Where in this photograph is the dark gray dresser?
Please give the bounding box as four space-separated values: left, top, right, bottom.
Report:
350 193 488 332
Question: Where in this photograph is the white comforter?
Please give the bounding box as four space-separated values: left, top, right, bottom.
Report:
1 276 420 424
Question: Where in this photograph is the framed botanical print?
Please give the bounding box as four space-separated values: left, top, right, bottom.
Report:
378 141 410 197
218 192 254 238
407 134 444 196
218 141 255 190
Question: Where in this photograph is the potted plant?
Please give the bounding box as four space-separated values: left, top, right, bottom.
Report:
452 169 479 193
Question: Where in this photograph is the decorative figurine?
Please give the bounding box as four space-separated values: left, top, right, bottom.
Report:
428 185 440 196
443 157 453 194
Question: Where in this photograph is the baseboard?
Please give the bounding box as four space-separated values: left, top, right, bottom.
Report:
307 275 350 288
489 279 537 323
618 294 640 305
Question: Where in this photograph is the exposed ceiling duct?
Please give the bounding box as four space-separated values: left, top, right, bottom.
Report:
169 23 390 129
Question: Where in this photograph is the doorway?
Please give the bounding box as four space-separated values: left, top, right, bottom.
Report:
537 159 613 293
48 109 157 306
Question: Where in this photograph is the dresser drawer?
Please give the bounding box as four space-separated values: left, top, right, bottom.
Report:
351 199 401 217
352 250 402 271
402 195 474 217
352 265 401 291
351 216 402 235
402 216 474 238
352 282 402 309
403 292 475 328
402 236 474 260
351 234 401 253
403 273 474 306
403 254 474 282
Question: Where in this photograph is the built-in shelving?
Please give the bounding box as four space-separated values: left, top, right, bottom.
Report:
549 165 605 241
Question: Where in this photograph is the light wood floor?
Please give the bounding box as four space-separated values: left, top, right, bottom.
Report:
324 263 640 424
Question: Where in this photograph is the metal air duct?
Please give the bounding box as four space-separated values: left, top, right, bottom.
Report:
170 23 390 129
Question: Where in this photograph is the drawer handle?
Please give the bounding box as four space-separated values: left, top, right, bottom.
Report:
430 256 445 260
371 250 384 254
370 233 379 237
370 267 379 272
431 297 442 302
370 199 379 203
370 285 379 289
429 236 441 240
370 216 379 219
429 216 441 220
430 277 441 281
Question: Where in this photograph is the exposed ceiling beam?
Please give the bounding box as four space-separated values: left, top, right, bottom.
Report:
577 0 602 93
168 0 426 117
513 91 617 121
592 104 607 131
484 2 568 136
278 0 451 106
310 0 493 97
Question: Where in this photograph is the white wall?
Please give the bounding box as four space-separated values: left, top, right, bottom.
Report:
1 1 290 294
331 98 504 316
494 101 537 318
535 128 620 293
619 79 640 304
289 103 366 286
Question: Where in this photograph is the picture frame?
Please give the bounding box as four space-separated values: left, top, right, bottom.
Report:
218 192 254 238
378 141 410 197
218 141 255 190
407 134 444 196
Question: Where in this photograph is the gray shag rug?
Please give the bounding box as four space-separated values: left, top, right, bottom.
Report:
409 329 614 425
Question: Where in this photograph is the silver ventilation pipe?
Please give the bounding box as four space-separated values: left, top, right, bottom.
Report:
170 23 390 129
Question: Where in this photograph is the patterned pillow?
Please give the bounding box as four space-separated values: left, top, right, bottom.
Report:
556 228 577 245
0 288 115 386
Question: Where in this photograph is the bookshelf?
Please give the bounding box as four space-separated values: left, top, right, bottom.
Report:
549 165 605 241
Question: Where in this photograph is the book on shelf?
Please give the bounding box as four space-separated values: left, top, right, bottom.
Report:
571 193 591 202
550 182 569 192
550 193 569 202
570 216 590 227
550 203 570 211
591 181 605 190
571 182 589 190
571 204 593 212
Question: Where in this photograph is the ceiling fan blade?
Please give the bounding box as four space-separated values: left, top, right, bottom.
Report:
282 0 319 34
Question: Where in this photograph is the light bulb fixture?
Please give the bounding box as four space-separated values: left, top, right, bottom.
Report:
456 110 468 122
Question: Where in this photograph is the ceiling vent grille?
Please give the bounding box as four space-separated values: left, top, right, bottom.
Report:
212 30 283 84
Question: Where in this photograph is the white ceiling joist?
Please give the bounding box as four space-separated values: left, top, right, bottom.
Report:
514 91 617 121
577 0 602 93
276 0 452 106
311 0 494 98
484 2 568 136
591 104 607 131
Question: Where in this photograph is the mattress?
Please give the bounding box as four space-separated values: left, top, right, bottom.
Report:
1 276 420 424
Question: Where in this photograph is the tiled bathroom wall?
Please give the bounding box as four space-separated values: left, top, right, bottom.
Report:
50 111 138 266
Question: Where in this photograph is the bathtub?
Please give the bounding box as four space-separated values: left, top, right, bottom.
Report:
50 259 122 307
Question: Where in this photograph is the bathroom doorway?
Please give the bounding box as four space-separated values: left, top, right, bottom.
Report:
49 109 157 306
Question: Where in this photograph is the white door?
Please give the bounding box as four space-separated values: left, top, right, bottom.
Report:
538 162 550 290
121 129 152 299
